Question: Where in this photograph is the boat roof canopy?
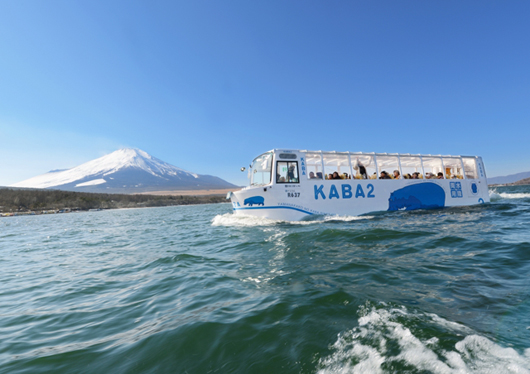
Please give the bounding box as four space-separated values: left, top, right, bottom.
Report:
270 149 481 159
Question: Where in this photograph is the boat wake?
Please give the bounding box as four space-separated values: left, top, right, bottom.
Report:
211 213 373 227
317 302 530 374
489 190 530 201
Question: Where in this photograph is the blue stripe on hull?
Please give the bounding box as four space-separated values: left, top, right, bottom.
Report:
233 206 314 215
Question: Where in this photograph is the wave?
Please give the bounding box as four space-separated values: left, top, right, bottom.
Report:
497 192 530 199
490 190 530 201
211 213 373 227
317 303 530 374
321 215 374 222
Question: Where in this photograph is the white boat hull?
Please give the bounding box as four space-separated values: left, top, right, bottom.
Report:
230 179 489 221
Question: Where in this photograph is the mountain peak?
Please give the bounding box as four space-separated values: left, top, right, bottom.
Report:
9 148 236 193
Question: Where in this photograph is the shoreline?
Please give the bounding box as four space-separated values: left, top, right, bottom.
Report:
1 201 232 218
139 188 241 196
0 188 233 217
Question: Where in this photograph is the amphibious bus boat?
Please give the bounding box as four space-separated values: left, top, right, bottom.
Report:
227 149 489 221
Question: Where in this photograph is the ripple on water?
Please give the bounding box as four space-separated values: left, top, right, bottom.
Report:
1 190 530 373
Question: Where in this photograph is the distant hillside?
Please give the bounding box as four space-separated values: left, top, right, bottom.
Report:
512 177 530 185
488 171 530 185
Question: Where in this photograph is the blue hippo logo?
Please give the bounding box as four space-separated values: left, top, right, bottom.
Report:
388 183 445 211
471 183 478 194
244 196 265 207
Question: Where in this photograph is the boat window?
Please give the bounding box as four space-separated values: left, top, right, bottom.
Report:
376 155 400 179
250 152 272 186
351 154 376 179
442 157 464 179
305 153 323 179
462 157 477 179
422 157 444 179
322 153 351 179
276 161 299 183
400 156 423 179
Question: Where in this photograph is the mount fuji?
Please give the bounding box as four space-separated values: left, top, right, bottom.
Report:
10 148 237 193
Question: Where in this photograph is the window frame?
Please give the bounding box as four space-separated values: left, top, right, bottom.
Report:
249 152 273 186
276 161 300 184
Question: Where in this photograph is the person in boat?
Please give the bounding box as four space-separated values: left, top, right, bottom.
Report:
437 172 444 179
309 171 317 179
411 172 420 179
393 170 401 179
380 171 391 179
288 165 297 182
353 157 368 179
332 171 342 180
425 172 433 179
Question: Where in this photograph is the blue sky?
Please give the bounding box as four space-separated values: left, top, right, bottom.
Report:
1 1 529 186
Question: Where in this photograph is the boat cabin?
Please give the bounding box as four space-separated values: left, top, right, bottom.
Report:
230 149 489 220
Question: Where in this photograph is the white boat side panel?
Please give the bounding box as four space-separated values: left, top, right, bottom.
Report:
230 150 490 221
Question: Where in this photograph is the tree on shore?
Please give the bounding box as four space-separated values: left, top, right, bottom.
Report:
0 188 225 213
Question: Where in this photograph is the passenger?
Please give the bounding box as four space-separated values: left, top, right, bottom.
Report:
405 173 412 179
379 171 391 179
437 172 444 179
359 166 367 179
353 158 368 179
309 172 316 179
279 176 286 183
425 172 433 179
332 171 341 180
411 172 419 179
342 173 349 179
316 172 323 179
393 170 401 179
287 165 296 181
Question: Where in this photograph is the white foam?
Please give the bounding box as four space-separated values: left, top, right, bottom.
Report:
322 215 374 222
497 192 530 199
490 190 530 201
211 213 373 227
489 190 502 201
211 213 283 227
455 335 530 374
318 304 530 374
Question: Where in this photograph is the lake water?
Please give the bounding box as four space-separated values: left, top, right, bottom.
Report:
1 186 530 373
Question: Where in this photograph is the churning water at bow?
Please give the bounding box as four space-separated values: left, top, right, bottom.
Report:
1 186 530 373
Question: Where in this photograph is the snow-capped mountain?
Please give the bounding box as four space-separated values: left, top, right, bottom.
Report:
10 148 237 193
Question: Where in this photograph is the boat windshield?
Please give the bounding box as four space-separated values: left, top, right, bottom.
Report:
250 152 273 186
